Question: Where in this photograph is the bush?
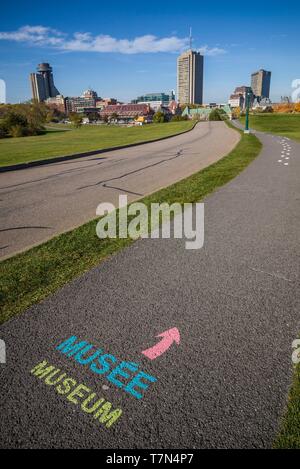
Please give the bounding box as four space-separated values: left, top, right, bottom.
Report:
171 115 188 122
0 102 48 138
153 111 166 123
0 122 8 138
208 109 223 121
10 124 29 138
28 125 45 136
69 113 82 128
3 111 28 129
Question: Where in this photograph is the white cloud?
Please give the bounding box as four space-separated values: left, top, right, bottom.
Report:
0 25 227 56
197 45 227 56
0 25 64 45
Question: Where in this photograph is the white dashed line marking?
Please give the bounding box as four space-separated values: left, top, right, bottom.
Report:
276 137 293 166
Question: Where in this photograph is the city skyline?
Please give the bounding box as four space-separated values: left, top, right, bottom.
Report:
0 0 299 103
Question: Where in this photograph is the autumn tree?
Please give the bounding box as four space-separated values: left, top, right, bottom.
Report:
294 103 300 113
69 113 82 128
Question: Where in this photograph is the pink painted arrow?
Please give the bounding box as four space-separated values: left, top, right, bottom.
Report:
142 328 180 360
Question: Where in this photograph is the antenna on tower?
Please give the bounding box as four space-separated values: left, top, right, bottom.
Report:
189 27 193 50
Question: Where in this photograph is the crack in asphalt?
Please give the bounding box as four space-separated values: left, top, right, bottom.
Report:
0 163 107 194
102 184 144 196
248 266 295 283
77 149 184 190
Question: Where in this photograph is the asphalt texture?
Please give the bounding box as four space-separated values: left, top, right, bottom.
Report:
0 129 299 448
0 121 239 259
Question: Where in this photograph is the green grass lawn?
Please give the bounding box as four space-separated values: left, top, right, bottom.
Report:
274 363 300 448
240 113 300 141
0 121 194 167
0 125 261 325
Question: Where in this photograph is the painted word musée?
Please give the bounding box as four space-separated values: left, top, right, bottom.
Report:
56 336 157 399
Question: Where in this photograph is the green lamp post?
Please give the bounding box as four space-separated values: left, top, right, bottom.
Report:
244 89 250 134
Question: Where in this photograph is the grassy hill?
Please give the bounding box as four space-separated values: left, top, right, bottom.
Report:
240 113 300 141
0 121 194 168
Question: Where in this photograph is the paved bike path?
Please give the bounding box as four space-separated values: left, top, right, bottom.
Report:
0 130 299 448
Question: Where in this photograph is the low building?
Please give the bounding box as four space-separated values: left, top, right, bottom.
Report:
65 88 100 113
182 104 232 120
96 98 118 110
99 103 153 121
228 86 253 109
182 106 210 120
132 91 175 111
45 95 66 113
82 88 98 100
252 97 272 111
228 93 245 109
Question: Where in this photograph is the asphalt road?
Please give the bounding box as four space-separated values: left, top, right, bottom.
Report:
0 121 239 259
0 129 299 448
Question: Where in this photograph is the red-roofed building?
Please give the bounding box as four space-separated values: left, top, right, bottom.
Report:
99 103 153 121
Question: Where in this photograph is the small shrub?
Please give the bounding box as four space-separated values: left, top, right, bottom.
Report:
0 122 8 138
209 109 222 121
10 124 28 138
4 111 28 129
153 111 166 123
171 115 188 122
28 125 45 136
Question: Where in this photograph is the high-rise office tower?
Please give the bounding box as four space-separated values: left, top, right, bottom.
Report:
251 69 271 99
177 50 204 105
30 63 60 102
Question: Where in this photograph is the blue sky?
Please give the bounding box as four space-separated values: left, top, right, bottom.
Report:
0 0 299 103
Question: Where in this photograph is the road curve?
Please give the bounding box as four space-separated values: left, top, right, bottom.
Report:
0 129 299 448
0 121 239 259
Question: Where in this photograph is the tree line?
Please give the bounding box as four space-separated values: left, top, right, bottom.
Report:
0 101 66 139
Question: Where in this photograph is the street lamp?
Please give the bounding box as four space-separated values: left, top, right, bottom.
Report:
244 89 251 134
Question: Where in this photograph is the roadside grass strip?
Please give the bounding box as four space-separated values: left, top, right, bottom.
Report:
0 125 261 325
274 364 300 448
